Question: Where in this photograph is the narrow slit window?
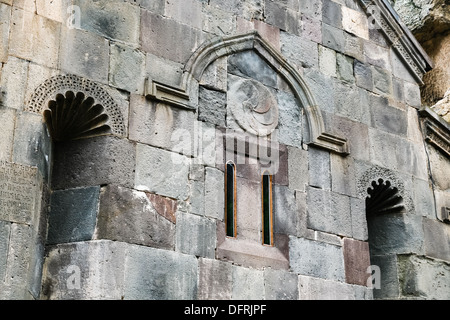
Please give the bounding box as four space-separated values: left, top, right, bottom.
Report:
262 172 273 246
225 162 236 237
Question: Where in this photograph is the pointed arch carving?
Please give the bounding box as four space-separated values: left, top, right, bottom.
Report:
26 74 126 140
145 31 349 155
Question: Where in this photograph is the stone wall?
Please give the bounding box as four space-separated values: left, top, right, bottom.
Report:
0 0 448 300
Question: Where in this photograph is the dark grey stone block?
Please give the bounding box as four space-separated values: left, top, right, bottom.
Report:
228 50 278 88
198 86 227 127
322 0 342 28
369 94 408 136
47 186 100 245
97 185 176 250
51 135 136 190
354 60 373 91
322 23 345 53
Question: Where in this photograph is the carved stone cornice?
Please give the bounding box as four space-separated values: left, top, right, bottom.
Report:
357 0 433 84
419 107 450 158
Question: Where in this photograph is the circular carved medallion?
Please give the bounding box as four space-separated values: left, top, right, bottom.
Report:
228 78 278 136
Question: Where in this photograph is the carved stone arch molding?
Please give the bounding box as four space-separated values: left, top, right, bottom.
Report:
145 31 349 155
26 74 126 141
357 166 414 216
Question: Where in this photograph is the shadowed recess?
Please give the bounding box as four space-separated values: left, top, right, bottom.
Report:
366 178 405 216
43 91 112 142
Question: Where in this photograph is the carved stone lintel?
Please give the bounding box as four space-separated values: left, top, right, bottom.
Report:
419 107 450 158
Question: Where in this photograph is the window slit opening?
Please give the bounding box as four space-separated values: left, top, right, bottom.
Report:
225 162 236 238
262 173 273 246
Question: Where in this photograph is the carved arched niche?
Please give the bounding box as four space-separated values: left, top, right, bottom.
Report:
27 74 126 141
145 31 348 155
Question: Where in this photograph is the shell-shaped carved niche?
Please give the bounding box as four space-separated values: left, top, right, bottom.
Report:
366 178 405 216
43 91 112 142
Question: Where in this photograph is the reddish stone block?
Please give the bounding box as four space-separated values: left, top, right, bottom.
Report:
343 238 371 286
146 193 177 224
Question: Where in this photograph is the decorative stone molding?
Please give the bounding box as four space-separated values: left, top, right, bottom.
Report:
145 31 349 155
357 0 433 84
26 74 126 138
357 166 414 215
419 106 450 158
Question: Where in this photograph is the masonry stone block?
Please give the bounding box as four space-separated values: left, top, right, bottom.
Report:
135 143 190 200
290 237 345 282
287 146 308 191
109 43 146 95
0 220 10 285
165 0 202 30
308 147 331 190
0 56 28 111
412 177 436 218
343 238 371 286
139 0 165 14
52 136 135 190
301 14 322 43
141 10 203 64
298 275 360 299
0 106 15 161
47 186 100 245
333 81 371 124
344 32 364 61
322 23 345 53
228 50 278 88
331 153 356 196
398 254 450 299
363 41 390 70
369 94 407 136
281 32 318 69
129 95 196 156
341 6 369 40
354 60 373 91
273 185 298 236
303 68 335 114
198 258 232 300
204 167 224 220
336 53 355 83
60 28 110 84
12 112 52 182
298 0 322 19
232 265 265 300
198 86 227 127
124 244 198 300
1 223 33 299
404 81 422 108
200 56 228 92
236 177 262 242
307 186 353 237
71 0 140 45
350 197 368 241
367 213 424 256
264 268 299 300
322 0 342 28
97 185 176 250
0 3 10 63
369 254 400 299
423 218 450 261
203 5 235 36
9 8 60 68
372 66 392 95
277 90 303 148
176 212 216 258
42 241 127 300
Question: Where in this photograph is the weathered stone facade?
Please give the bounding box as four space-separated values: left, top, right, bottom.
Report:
0 0 448 300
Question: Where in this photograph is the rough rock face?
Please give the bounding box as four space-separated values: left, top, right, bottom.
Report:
391 0 450 115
